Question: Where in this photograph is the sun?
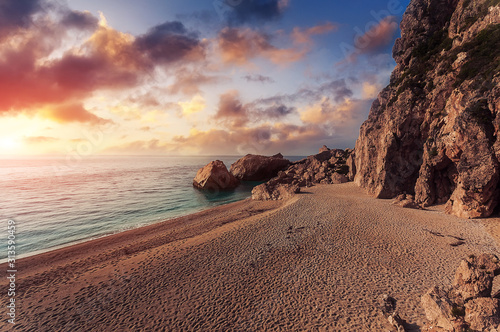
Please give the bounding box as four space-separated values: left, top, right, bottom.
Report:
0 137 22 151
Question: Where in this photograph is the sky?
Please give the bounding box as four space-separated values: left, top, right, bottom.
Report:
0 0 411 156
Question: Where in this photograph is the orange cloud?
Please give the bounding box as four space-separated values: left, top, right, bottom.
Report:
217 27 306 66
354 16 398 54
88 22 141 71
300 97 371 129
291 22 338 45
167 68 226 96
214 90 249 128
178 95 206 116
23 136 59 144
40 103 112 125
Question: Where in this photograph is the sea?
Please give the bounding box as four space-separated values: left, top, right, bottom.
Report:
1 155 303 260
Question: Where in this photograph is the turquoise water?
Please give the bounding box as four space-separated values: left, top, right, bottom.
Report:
0 156 302 259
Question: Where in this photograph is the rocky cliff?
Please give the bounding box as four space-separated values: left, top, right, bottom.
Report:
355 0 500 218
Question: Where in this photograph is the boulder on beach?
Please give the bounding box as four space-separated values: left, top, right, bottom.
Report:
193 160 239 191
251 179 300 201
230 153 290 181
420 253 500 331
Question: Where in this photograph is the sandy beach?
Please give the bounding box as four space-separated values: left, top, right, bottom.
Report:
3 183 500 331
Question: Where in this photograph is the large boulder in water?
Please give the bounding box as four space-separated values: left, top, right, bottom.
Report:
193 160 239 191
230 153 290 181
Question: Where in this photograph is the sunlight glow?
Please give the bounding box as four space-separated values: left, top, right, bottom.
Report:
0 137 22 151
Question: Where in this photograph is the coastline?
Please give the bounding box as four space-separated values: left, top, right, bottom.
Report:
3 183 500 330
0 191 256 265
0 197 284 286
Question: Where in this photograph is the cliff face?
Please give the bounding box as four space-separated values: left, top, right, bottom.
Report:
355 0 500 218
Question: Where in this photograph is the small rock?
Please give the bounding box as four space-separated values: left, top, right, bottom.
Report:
421 286 454 331
393 194 423 209
251 181 300 200
331 172 349 184
388 312 406 332
381 294 397 315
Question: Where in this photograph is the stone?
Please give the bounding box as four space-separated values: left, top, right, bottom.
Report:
354 0 500 218
230 154 290 181
387 313 406 332
464 298 500 331
331 172 349 184
421 286 454 331
319 145 330 153
393 194 422 210
193 160 239 191
453 254 500 301
251 181 300 201
250 147 354 201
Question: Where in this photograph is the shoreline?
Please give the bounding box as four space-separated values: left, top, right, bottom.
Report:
0 197 284 285
3 183 500 331
0 196 253 264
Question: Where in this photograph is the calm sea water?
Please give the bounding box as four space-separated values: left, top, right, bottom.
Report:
0 156 302 260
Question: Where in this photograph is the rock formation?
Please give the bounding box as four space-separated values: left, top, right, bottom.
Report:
193 160 239 191
420 253 500 331
252 147 353 200
393 194 423 210
251 181 300 201
354 0 500 218
230 153 290 181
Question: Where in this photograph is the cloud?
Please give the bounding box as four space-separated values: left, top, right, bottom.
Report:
0 0 44 40
217 27 307 66
291 22 338 45
243 74 275 83
299 97 371 134
135 21 205 65
23 136 59 144
215 22 337 67
217 27 306 66
178 95 206 116
254 79 353 105
127 92 161 108
354 16 398 54
224 0 289 25
258 104 295 119
39 103 113 125
361 82 382 99
214 90 295 130
214 90 249 127
167 68 225 95
0 2 209 126
61 10 99 30
169 118 359 156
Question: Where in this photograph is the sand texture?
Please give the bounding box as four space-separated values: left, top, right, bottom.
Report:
2 183 500 331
